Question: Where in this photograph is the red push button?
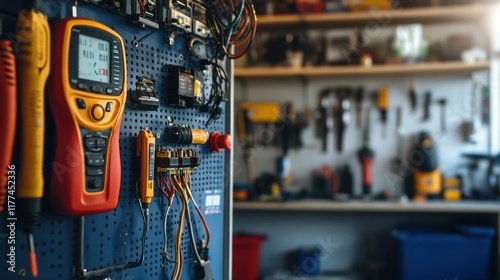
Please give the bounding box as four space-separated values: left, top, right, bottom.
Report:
209 131 231 153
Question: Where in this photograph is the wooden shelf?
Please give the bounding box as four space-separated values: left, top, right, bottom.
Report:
233 200 500 214
234 61 490 79
256 4 489 30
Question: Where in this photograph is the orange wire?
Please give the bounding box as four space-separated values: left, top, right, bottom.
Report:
229 2 257 59
171 173 185 280
231 7 249 40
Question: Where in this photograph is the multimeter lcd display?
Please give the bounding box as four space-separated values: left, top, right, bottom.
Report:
78 34 110 83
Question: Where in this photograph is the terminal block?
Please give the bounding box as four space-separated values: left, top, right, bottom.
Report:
156 148 200 173
177 148 201 168
156 149 178 172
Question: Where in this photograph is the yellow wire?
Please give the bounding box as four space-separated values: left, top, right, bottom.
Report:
171 174 186 280
182 170 210 248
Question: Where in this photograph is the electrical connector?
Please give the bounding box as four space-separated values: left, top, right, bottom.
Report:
130 76 159 111
156 148 178 172
128 0 159 29
195 242 213 280
195 261 214 280
156 148 201 172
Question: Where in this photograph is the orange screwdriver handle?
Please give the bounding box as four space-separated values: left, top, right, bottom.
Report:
0 39 16 212
358 147 374 195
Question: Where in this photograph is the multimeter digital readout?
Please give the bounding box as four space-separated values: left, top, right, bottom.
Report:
49 18 127 215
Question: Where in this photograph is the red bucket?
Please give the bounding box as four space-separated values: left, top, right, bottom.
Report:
232 234 266 280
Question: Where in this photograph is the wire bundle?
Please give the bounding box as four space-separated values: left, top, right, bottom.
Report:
159 169 210 280
206 0 257 59
199 60 229 126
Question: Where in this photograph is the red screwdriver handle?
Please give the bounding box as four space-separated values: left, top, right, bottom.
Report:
358 147 374 195
0 39 16 212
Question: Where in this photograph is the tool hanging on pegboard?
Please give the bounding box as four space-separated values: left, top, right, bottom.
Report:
48 17 127 216
0 0 242 278
15 0 51 276
0 38 16 213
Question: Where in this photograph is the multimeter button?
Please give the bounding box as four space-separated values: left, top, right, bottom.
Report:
90 85 103 93
91 105 105 121
85 137 97 148
86 153 105 166
105 102 113 112
106 87 113 94
78 83 88 90
87 168 104 176
89 177 103 190
76 98 86 109
96 138 107 148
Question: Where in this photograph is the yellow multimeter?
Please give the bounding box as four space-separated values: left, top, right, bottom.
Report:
48 18 127 215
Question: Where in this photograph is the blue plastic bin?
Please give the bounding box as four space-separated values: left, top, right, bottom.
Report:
296 247 321 276
393 226 495 280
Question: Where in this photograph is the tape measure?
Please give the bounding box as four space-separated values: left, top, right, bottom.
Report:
48 18 127 215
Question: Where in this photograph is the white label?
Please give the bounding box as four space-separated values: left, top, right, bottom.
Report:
204 190 221 215
205 195 213 207
212 195 220 206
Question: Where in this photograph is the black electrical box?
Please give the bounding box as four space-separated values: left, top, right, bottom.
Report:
167 66 201 108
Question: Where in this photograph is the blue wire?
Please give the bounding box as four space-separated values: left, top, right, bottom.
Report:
223 0 245 51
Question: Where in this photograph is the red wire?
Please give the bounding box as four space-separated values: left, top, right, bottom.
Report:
159 175 175 206
137 0 145 16
231 7 249 40
194 204 210 247
185 172 211 247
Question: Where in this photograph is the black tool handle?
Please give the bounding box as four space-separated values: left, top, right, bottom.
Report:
423 92 432 121
410 78 417 112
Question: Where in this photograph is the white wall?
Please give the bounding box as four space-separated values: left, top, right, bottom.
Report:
234 74 491 195
232 24 491 196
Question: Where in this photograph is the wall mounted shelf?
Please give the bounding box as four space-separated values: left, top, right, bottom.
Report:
234 200 500 214
257 4 489 30
234 61 490 79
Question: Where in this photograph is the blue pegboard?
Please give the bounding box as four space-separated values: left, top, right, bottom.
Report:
1 1 229 279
